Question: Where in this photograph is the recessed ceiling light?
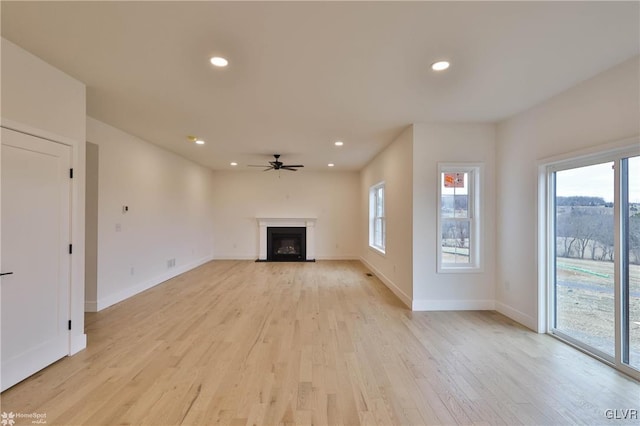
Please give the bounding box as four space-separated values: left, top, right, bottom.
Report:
431 60 450 71
328 163 335 167
210 56 229 67
230 162 238 166
195 139 205 145
334 141 344 146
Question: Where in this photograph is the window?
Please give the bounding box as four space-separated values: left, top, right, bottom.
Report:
437 164 482 272
369 182 385 253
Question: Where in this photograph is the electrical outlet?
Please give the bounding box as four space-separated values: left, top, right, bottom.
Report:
167 258 176 268
115 223 122 232
130 267 135 275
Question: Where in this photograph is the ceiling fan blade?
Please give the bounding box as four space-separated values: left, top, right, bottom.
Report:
249 156 303 171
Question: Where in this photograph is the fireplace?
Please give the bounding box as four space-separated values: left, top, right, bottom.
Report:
256 218 316 261
267 227 306 261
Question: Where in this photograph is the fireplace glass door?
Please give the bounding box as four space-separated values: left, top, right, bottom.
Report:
267 227 306 261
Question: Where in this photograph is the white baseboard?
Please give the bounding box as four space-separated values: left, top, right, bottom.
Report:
84 301 98 312
359 257 412 309
212 255 258 260
70 333 87 355
94 255 213 312
495 301 537 331
412 299 495 311
315 255 359 260
212 255 360 261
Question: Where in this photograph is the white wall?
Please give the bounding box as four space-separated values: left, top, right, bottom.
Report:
85 142 99 305
211 170 359 259
1 38 86 143
496 56 640 330
412 123 496 310
360 126 414 307
1 37 87 353
87 117 215 311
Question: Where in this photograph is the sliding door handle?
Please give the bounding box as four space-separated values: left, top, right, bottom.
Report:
0 272 14 276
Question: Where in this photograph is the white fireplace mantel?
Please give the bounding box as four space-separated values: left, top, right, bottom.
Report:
257 217 316 261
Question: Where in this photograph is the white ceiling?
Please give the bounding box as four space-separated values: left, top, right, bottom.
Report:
2 1 638 171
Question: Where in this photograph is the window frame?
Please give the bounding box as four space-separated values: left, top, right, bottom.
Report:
437 163 483 273
369 181 386 254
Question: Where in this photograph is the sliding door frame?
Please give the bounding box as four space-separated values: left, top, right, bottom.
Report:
538 138 640 380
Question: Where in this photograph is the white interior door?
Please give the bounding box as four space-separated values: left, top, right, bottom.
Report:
1 127 71 391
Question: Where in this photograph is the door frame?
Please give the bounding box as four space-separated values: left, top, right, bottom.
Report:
1 117 87 357
537 136 640 380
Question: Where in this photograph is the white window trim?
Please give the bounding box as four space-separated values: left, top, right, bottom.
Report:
369 181 386 254
437 163 483 273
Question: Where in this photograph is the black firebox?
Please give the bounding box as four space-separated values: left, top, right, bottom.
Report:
267 227 306 262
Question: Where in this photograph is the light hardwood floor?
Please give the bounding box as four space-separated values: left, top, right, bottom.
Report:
1 260 639 425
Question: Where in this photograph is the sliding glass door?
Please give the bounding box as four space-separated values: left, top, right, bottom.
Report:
548 149 640 378
553 162 615 359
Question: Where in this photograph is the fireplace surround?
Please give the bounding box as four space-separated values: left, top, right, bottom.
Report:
257 218 316 261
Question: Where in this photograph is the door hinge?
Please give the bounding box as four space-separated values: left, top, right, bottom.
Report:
68 320 72 330
70 168 74 179
69 244 73 254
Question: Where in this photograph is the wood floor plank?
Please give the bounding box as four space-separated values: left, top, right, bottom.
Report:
1 260 638 425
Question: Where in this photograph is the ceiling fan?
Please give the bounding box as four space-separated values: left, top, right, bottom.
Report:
248 154 304 172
